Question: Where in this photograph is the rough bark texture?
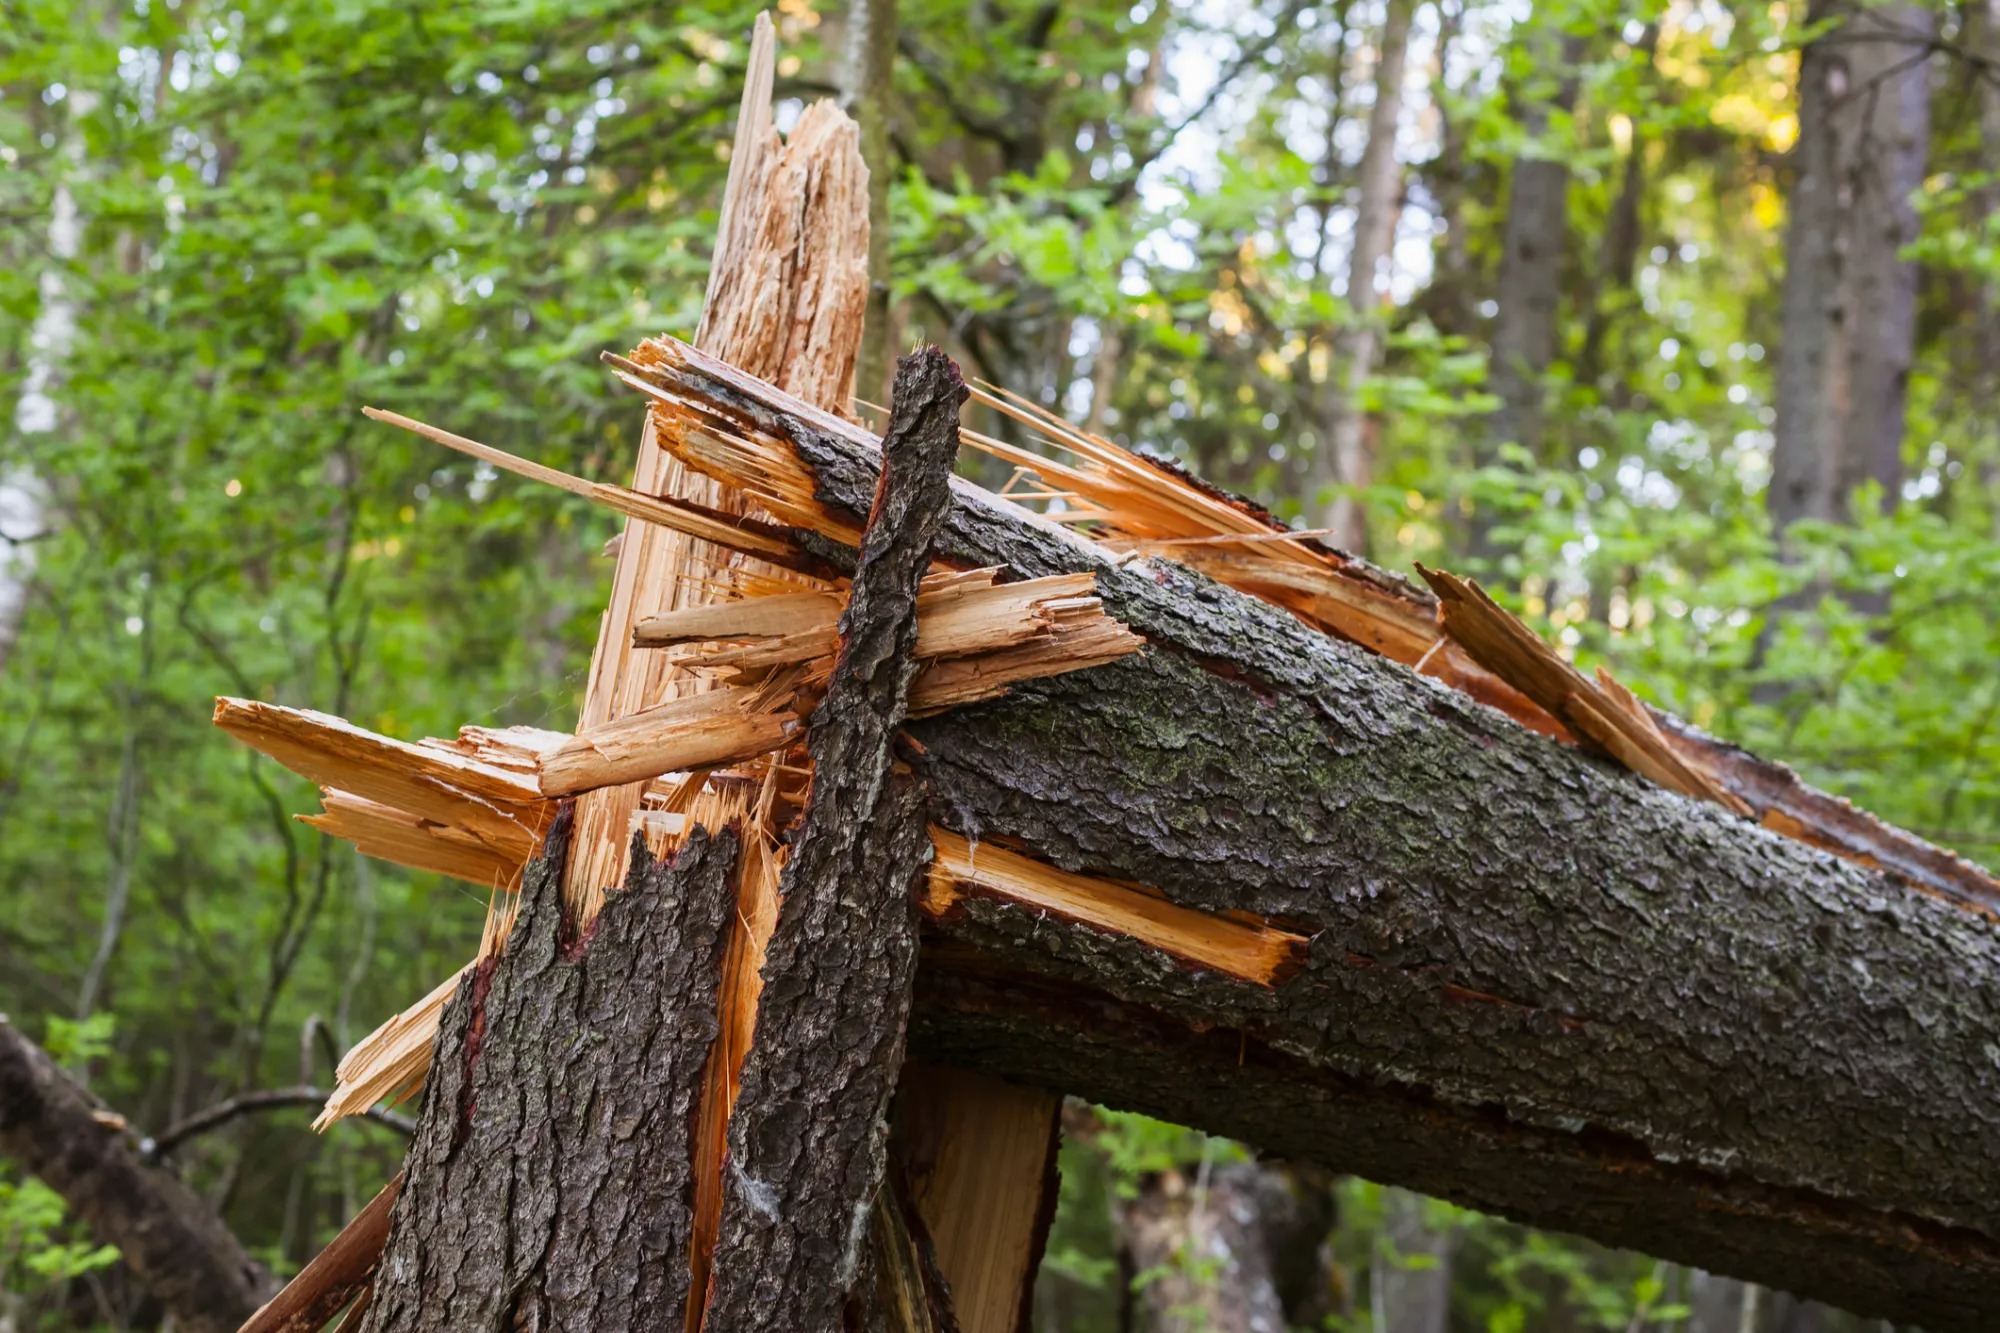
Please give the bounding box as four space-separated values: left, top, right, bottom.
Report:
0 1015 270 1333
663 361 2000 1328
361 808 737 1331
1770 0 1931 534
702 349 966 1331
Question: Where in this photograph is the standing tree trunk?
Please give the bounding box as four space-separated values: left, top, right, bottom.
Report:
1373 1189 1455 1333
1312 0 1416 554
1470 30 1582 562
1120 1159 1310 1333
843 0 900 409
1769 0 1932 535
1967 0 2000 537
1575 24 1660 396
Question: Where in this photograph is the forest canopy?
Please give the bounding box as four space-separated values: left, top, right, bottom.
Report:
2 0 1997 1327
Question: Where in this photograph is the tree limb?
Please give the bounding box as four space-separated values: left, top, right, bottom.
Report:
0 1015 271 1333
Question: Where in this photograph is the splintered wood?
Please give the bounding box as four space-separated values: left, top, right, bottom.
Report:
952 384 1570 735
1415 565 1751 815
926 831 1308 986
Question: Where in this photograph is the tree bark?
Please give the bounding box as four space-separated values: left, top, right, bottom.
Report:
1471 31 1582 560
359 809 738 1330
1314 0 1416 554
701 348 966 1331
1769 1 1932 534
0 1016 271 1333
652 354 2000 1329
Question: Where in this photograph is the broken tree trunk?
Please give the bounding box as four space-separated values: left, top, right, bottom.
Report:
623 349 2000 1330
702 348 964 1328
358 809 738 1329
0 1016 272 1333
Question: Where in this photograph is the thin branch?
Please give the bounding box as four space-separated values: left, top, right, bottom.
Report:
143 1088 415 1161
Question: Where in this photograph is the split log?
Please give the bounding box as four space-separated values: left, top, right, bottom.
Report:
635 347 2000 1330
357 809 737 1330
893 1065 1061 1333
0 1015 271 1333
702 348 966 1329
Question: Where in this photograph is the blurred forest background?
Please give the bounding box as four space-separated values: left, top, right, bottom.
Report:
2 0 1997 1326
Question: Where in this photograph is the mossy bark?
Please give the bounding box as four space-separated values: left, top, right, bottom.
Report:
684 368 2000 1330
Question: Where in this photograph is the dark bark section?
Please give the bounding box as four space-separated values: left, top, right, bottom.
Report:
361 807 737 1332
0 1015 269 1333
703 348 965 1331
911 952 2000 1332
642 357 2000 1327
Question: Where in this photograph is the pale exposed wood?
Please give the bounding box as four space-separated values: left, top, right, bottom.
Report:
301 791 518 890
633 589 844 647
926 830 1308 987
697 12 780 350
646 571 1116 681
314 969 466 1128
697 99 871 413
684 783 780 1333
361 407 833 578
1416 565 1751 815
909 608 1143 716
213 698 547 861
536 684 798 797
897 1065 1060 1333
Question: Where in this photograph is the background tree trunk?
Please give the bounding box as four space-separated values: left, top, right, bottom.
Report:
1313 0 1416 554
1471 31 1582 561
1769 1 1932 535
1373 1188 1454 1333
1119 1160 1292 1333
843 0 901 410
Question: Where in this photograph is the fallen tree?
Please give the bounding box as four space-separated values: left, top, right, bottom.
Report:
0 1016 272 1333
633 340 2000 1329
194 27 2000 1333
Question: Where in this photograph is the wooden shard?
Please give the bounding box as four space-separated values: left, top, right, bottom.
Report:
536 683 799 797
1416 565 1751 815
925 830 1308 986
314 969 467 1129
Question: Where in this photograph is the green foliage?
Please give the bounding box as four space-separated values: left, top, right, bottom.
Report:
0 1176 120 1307
2 0 1993 1325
